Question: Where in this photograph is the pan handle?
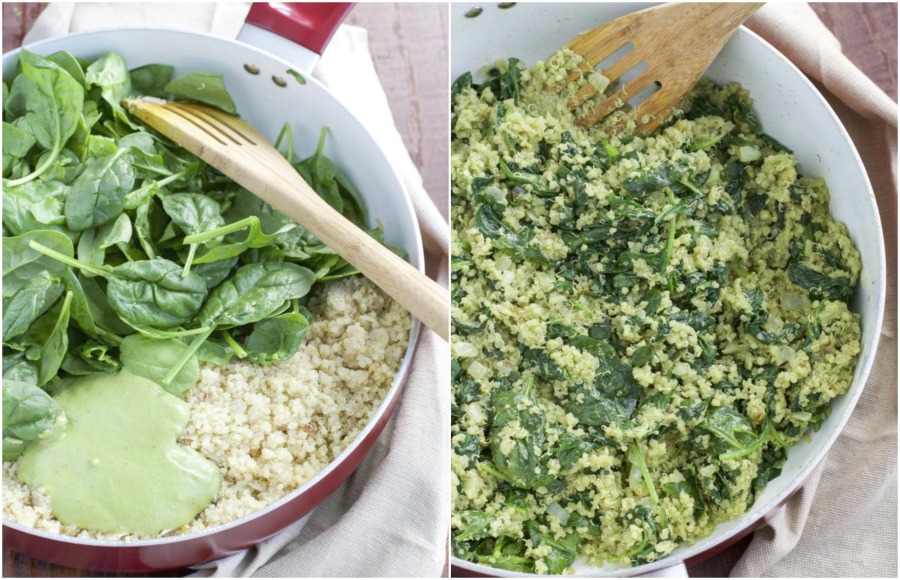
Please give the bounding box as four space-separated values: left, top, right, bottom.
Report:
244 3 354 54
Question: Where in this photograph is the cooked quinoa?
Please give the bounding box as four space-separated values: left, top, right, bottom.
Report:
450 51 861 573
3 276 410 539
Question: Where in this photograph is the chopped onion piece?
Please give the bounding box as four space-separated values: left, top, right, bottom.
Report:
547 501 570 525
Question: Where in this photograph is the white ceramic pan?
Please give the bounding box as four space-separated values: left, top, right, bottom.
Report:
2 3 423 572
450 3 886 577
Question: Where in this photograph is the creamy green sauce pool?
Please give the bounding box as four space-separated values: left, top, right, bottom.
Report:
18 371 219 534
450 51 862 573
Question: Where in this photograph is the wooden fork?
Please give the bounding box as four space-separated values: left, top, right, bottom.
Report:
556 2 764 133
123 99 449 342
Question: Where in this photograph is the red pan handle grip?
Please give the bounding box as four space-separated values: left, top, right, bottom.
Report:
245 3 354 55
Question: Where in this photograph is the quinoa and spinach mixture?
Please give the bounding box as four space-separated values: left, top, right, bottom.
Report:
450 51 862 573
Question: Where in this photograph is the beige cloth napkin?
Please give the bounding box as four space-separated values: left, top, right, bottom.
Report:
731 4 898 578
23 3 450 577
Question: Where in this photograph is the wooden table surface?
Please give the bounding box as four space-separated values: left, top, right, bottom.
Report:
2 2 896 578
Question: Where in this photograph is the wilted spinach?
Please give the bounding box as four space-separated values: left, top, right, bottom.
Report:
787 263 854 303
489 377 547 489
526 521 582 574
451 56 862 573
563 336 642 427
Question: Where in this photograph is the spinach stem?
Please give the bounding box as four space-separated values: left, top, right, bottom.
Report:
184 216 256 245
123 322 212 338
6 146 60 187
569 300 592 315
523 375 535 398
689 133 725 152
677 177 703 196
131 162 173 177
629 441 668 528
314 126 328 160
719 421 771 462
630 442 658 505
126 165 195 209
29 240 110 279
162 327 212 386
769 426 789 447
220 330 248 359
117 243 135 262
658 189 677 273
157 165 195 188
600 136 620 161
625 527 651 559
477 461 509 483
274 122 294 162
182 244 198 277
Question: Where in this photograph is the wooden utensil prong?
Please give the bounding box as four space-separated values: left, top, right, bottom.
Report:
559 2 764 131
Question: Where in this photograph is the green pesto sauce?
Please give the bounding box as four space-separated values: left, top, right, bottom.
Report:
17 370 220 535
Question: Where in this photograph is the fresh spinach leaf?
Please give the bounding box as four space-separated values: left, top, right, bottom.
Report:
85 51 132 122
2 271 64 340
2 179 70 238
5 49 84 186
3 353 39 385
3 230 73 298
2 380 64 461
120 334 200 395
129 63 174 98
45 50 86 88
61 339 120 376
2 120 36 176
161 192 225 273
164 72 237 115
19 291 73 386
29 241 208 329
198 262 315 328
296 127 343 213
104 260 208 328
161 193 224 237
63 269 130 343
64 147 135 231
243 312 310 364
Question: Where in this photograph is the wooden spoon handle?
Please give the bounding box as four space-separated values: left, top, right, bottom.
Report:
255 164 450 341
